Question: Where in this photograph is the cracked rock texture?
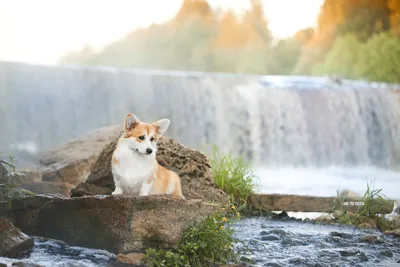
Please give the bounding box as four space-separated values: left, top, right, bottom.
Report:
1 194 218 254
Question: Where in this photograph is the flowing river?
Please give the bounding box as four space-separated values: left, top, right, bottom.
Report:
1 217 400 267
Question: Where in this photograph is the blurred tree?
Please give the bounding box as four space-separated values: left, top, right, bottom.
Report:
162 19 217 71
85 25 170 68
292 0 339 75
354 32 400 83
173 0 214 22
245 0 272 44
311 34 362 78
293 0 391 76
317 0 390 42
292 46 328 75
213 10 245 48
270 38 302 75
294 27 314 45
211 48 241 73
235 44 272 74
388 0 400 35
291 26 329 75
337 0 390 41
213 0 273 73
58 44 96 65
58 0 285 75
214 0 271 48
312 32 400 83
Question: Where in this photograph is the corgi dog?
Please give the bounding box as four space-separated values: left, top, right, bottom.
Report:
111 113 184 199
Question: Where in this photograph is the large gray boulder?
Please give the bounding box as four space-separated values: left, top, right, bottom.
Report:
1 194 219 254
39 125 122 186
0 218 34 258
71 129 228 204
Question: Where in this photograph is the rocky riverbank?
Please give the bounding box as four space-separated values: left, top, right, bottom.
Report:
0 125 231 266
1 124 400 266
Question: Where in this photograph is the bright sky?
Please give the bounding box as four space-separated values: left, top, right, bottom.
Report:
0 0 323 65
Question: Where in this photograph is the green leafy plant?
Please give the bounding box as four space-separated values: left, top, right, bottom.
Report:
1 156 17 176
209 145 259 211
0 155 22 205
1 155 17 186
332 181 396 232
141 205 247 267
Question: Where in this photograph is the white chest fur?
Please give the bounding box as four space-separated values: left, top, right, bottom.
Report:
111 142 156 196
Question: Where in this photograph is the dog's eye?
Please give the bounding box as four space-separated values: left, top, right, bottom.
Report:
150 137 155 142
138 135 145 140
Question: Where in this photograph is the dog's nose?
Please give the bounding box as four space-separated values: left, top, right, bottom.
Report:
146 148 153 154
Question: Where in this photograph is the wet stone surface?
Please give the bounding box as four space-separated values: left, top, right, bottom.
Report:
233 217 400 267
0 237 137 267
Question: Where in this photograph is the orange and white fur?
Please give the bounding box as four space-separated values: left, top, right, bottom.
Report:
111 113 184 199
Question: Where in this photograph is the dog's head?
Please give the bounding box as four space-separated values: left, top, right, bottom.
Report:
122 113 170 156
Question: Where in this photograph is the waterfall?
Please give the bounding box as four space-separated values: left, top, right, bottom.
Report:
1 61 400 170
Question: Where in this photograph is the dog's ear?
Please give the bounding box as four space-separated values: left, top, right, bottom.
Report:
152 119 170 137
124 113 140 131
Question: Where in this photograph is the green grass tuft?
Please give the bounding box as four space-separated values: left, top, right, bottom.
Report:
209 145 259 211
332 180 396 232
356 181 390 217
0 155 22 204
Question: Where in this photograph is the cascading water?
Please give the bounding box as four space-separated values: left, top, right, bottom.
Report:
1 61 400 198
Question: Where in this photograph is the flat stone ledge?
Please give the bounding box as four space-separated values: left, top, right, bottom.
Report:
1 194 218 254
249 194 394 214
